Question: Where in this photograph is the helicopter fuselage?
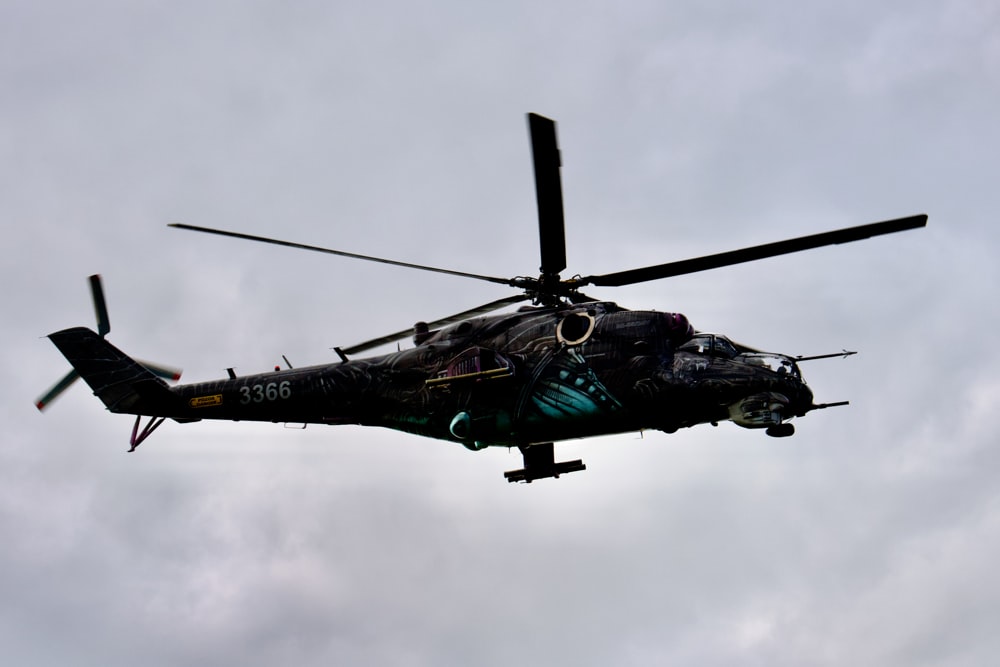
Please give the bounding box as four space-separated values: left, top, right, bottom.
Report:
38 112 923 481
69 301 815 448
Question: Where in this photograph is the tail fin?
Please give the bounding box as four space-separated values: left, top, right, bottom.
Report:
47 327 180 415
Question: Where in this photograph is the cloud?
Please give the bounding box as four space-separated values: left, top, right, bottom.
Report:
4 1 998 665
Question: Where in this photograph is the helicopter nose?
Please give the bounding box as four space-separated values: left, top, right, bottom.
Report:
790 377 813 415
801 382 814 406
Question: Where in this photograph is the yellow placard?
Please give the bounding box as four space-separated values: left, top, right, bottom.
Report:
189 394 223 408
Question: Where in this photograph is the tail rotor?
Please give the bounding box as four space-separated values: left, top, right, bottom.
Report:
35 274 181 411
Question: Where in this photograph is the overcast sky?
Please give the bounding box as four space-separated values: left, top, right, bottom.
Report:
4 1 999 665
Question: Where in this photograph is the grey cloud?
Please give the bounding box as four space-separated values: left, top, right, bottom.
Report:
4 1 999 665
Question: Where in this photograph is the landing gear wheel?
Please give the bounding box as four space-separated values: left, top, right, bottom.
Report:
766 423 795 438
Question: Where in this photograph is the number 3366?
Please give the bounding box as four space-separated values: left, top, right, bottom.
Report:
240 381 292 404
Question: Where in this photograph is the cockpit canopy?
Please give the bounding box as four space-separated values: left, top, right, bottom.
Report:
677 333 739 358
742 353 801 379
677 333 802 379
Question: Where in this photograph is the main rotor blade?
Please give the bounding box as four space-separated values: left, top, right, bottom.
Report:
35 370 80 411
89 274 110 337
169 224 514 287
340 294 532 356
528 113 567 277
581 214 928 287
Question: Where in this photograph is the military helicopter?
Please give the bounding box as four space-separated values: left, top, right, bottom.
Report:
37 113 926 482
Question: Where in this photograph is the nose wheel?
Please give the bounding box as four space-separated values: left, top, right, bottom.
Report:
766 423 795 438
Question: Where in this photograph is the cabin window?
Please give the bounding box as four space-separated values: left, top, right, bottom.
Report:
678 334 737 358
713 337 737 359
745 354 800 378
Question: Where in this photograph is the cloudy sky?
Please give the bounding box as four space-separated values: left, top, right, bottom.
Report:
4 1 999 664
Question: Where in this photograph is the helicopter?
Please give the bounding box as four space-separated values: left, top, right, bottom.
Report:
37 113 927 482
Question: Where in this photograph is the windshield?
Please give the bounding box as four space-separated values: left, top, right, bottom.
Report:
742 353 801 379
677 334 738 358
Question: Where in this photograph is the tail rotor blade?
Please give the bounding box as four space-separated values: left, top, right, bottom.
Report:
35 370 80 411
89 274 110 337
137 359 183 382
